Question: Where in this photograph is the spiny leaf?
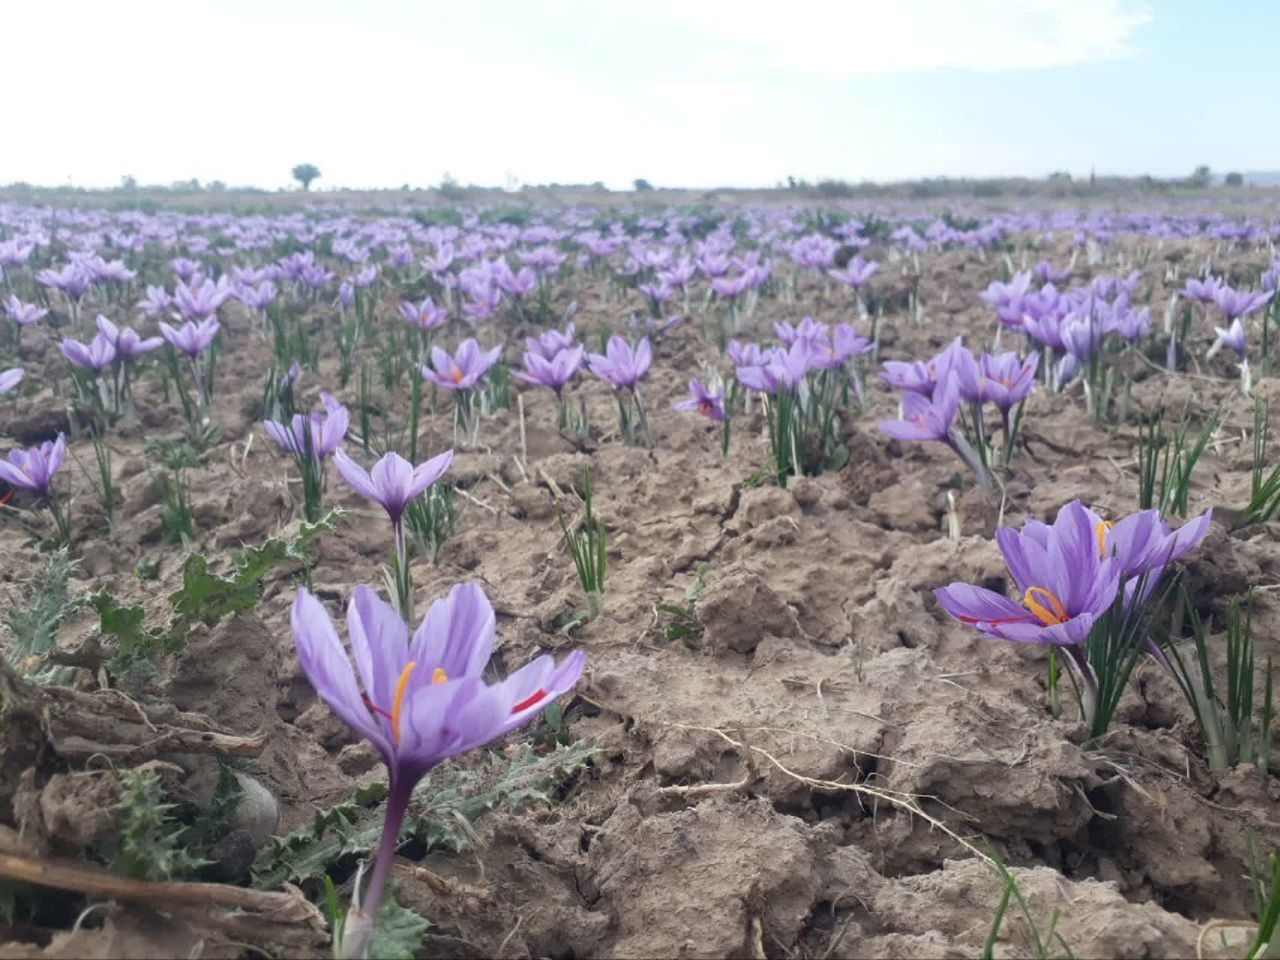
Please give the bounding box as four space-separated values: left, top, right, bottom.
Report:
369 887 431 960
252 742 596 890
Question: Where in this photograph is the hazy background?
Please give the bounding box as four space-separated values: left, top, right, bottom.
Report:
6 0 1273 191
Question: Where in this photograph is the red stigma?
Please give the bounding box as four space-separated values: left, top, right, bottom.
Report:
511 688 548 714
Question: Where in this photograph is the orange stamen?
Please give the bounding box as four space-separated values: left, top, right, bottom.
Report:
1024 587 1068 627
1095 520 1114 557
450 364 464 383
432 667 448 684
390 661 419 747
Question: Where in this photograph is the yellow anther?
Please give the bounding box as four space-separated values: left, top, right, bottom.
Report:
1095 521 1115 557
391 661 419 747
432 667 448 685
1023 587 1068 627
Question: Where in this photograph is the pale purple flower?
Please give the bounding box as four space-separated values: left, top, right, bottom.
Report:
264 392 350 460
96 315 163 357
1213 286 1274 323
674 378 725 422
398 297 448 333
4 296 47 327
0 368 23 394
334 448 454 522
422 339 502 391
137 285 173 317
160 317 221 357
1214 318 1248 361
61 332 117 373
525 323 576 360
513 346 584 393
588 336 652 389
0 434 66 496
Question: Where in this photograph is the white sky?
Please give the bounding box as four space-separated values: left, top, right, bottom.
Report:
2 0 1181 190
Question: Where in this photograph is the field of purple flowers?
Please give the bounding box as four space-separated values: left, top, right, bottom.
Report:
1 194 1279 958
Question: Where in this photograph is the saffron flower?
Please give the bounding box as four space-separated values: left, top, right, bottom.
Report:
4 295 47 328
0 435 69 542
935 500 1211 734
1213 318 1248 362
674 378 725 422
421 339 502 392
525 322 577 361
1213 286 1273 323
588 336 652 389
264 392 350 461
736 342 810 395
935 501 1120 647
0 368 22 394
398 297 448 333
957 351 1038 411
61 332 117 374
334 449 454 526
879 374 990 488
160 317 221 358
291 582 583 955
334 448 454 618
0 435 66 496
513 345 585 394
1086 506 1212 581
1180 276 1222 305
97 315 163 357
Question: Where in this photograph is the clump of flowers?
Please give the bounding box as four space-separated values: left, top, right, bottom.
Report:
264 393 350 522
334 448 454 621
291 582 584 958
935 500 1210 736
421 339 503 446
589 335 652 446
0 435 70 543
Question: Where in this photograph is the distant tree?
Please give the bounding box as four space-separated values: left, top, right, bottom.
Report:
120 174 137 191
1190 165 1212 188
207 180 226 192
633 178 654 192
292 163 321 190
1225 171 1244 187
1047 171 1072 182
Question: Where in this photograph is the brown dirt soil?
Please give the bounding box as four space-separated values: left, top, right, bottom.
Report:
2 233 1279 958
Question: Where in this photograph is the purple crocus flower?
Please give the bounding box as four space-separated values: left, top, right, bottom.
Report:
334 449 454 524
880 338 968 397
1213 286 1274 323
290 582 584 949
137 285 174 317
513 345 585 394
737 341 810 394
674 378 725 422
0 368 23 394
398 297 448 333
879 375 961 443
934 500 1121 648
588 336 652 389
1181 276 1222 305
1085 505 1211 581
774 316 825 348
4 296 47 327
264 393 350 460
96 315 163 357
526 322 577 361
1214 318 1248 362
37 263 91 302
0 434 66 496
159 317 221 357
61 332 117 374
726 339 765 369
828 256 879 289
958 352 1038 411
173 277 231 321
422 339 503 391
